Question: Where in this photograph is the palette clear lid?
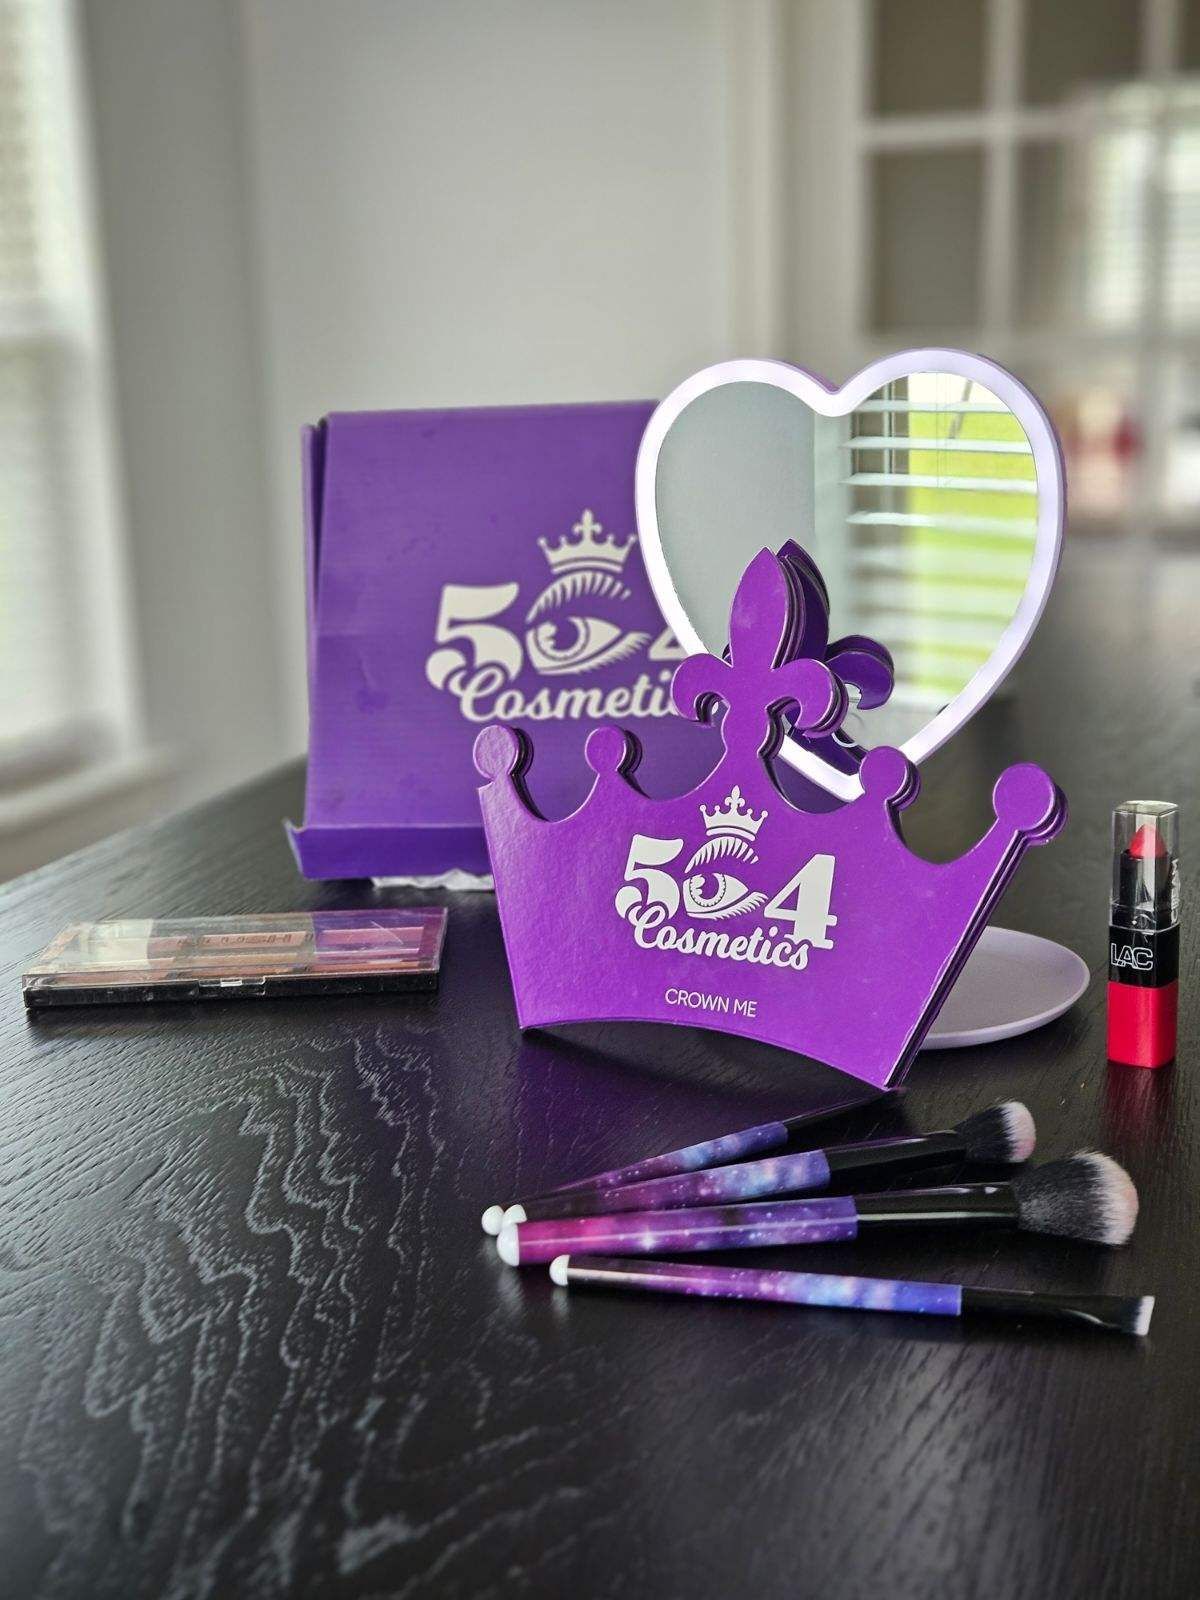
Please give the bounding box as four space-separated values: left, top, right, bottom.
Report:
22 909 447 1006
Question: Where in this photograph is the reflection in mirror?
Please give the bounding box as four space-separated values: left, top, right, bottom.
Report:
654 371 1038 753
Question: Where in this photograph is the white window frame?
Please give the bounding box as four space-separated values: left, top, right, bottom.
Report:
0 0 152 854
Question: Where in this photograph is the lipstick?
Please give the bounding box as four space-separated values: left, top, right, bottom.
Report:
1108 800 1180 1068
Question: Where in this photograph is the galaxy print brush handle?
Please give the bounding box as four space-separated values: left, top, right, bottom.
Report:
502 1198 858 1264
498 1188 1021 1266
542 1118 795 1194
480 1088 886 1233
502 1132 947 1216
549 1257 1153 1336
553 1255 957 1317
502 1107 1022 1228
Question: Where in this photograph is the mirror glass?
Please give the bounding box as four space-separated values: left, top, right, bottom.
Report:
654 372 1039 751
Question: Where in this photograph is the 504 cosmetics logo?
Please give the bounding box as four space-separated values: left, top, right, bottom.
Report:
424 509 683 723
615 785 839 973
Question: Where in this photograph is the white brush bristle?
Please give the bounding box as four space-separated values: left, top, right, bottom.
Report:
503 1204 527 1227
496 1226 521 1266
957 1099 1036 1163
481 1205 506 1236
1080 1151 1140 1245
549 1255 570 1287
999 1101 1037 1163
1134 1296 1155 1337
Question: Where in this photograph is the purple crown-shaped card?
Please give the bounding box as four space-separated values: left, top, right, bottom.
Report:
475 545 1065 1088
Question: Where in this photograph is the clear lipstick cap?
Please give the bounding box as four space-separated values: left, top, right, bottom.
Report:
1111 800 1179 926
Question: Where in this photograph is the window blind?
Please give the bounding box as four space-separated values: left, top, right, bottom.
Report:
839 373 1038 718
0 0 96 779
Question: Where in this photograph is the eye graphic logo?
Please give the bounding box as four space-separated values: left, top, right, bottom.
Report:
682 787 768 919
525 510 650 675
615 789 769 929
615 791 839 974
424 509 682 725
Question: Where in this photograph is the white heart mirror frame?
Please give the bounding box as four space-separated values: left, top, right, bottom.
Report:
635 349 1066 801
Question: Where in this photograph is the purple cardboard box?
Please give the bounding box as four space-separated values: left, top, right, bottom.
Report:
288 401 722 879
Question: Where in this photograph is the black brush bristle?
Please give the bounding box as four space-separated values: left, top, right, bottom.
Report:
1013 1152 1139 1245
954 1100 1036 1164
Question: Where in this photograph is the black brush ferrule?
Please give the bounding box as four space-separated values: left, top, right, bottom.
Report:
824 1130 967 1180
854 1184 1019 1227
961 1286 1145 1334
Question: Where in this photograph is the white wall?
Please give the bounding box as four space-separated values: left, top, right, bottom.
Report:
239 0 741 746
783 0 861 380
81 0 287 801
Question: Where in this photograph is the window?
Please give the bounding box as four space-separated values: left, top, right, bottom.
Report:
855 0 1200 530
805 372 1038 745
0 0 138 794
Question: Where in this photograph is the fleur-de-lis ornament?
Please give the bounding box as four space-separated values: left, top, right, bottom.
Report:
671 548 849 766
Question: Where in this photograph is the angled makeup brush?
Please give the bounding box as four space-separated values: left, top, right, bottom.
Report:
495 1101 1035 1230
496 1152 1137 1265
548 1256 1154 1337
479 1087 889 1234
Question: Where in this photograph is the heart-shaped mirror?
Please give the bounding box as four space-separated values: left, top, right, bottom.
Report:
635 352 1064 799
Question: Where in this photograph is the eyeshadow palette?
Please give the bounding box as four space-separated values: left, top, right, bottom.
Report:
21 909 447 1008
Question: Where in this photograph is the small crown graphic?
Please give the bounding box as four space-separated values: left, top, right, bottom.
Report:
474 544 1065 1089
538 509 636 575
701 786 766 841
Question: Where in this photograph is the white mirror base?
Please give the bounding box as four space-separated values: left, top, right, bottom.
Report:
921 927 1089 1050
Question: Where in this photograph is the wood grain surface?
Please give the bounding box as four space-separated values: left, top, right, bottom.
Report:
1 535 1198 1599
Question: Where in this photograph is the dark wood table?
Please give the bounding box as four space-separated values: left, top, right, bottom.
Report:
2 535 1197 1599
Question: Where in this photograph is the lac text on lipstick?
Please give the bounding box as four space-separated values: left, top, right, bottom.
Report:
1108 800 1180 1069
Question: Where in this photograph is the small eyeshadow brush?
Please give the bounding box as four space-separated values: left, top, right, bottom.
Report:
496 1101 1033 1230
496 1152 1137 1265
548 1256 1153 1337
480 1087 889 1234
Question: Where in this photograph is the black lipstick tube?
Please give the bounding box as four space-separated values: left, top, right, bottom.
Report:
1108 800 1180 1068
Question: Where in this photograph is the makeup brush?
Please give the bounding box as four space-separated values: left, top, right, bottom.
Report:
479 1087 888 1234
495 1101 1034 1231
548 1255 1154 1337
496 1152 1137 1265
